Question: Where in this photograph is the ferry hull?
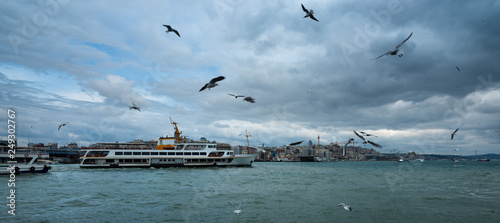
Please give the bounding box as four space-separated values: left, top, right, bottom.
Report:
80 154 256 168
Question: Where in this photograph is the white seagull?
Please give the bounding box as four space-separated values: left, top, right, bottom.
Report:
199 76 225 92
58 122 69 131
301 4 319 22
129 103 141 112
228 199 248 215
373 32 413 60
451 128 459 140
450 157 459 163
163 25 180 37
338 203 352 211
354 130 382 148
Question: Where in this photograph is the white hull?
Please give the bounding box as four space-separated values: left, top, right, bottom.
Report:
80 149 256 168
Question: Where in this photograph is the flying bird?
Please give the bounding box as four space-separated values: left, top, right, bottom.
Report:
373 32 413 60
243 96 255 103
451 128 459 140
163 25 180 37
456 66 461 71
301 4 319 22
228 93 245 99
450 157 459 163
338 203 352 211
353 130 382 148
199 76 225 92
228 199 248 215
129 103 141 112
58 122 69 131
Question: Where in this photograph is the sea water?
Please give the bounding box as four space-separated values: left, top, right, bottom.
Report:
1 161 499 222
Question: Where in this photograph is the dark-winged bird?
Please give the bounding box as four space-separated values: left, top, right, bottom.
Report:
58 122 69 131
129 103 141 112
199 76 225 92
451 128 459 140
243 96 255 103
163 25 180 37
301 4 319 22
456 66 460 71
228 93 245 99
373 32 413 59
354 130 382 148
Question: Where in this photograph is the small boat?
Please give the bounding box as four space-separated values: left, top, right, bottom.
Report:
0 147 52 174
477 157 490 161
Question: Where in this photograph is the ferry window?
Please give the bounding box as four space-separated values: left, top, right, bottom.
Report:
168 152 175 155
124 152 132 155
160 152 167 155
106 159 114 163
193 152 199 155
133 152 141 155
151 152 158 155
115 152 123 155
142 152 150 155
175 152 183 156
184 152 191 156
200 152 207 155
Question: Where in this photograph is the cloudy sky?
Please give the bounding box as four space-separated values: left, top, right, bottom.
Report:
1 0 499 155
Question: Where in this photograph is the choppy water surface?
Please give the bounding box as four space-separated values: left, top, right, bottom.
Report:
1 161 499 222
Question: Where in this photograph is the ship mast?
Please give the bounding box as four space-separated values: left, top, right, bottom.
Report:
245 129 251 154
317 135 320 159
170 117 183 143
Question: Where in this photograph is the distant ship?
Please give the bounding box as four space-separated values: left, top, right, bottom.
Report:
0 146 52 174
79 119 256 168
477 157 490 162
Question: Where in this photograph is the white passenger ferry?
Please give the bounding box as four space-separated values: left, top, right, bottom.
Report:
0 146 52 174
79 120 256 168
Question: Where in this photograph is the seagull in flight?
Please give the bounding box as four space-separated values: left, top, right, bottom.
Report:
450 157 459 163
451 128 459 140
228 93 245 99
243 96 255 103
456 66 461 71
129 103 141 112
301 4 319 22
199 76 225 92
58 122 69 131
338 203 352 211
163 25 180 37
353 130 382 148
373 32 413 60
228 199 248 215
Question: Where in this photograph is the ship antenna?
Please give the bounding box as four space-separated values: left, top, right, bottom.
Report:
169 117 183 143
245 129 251 154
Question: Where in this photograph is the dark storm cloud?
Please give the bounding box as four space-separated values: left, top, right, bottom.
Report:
0 0 499 154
